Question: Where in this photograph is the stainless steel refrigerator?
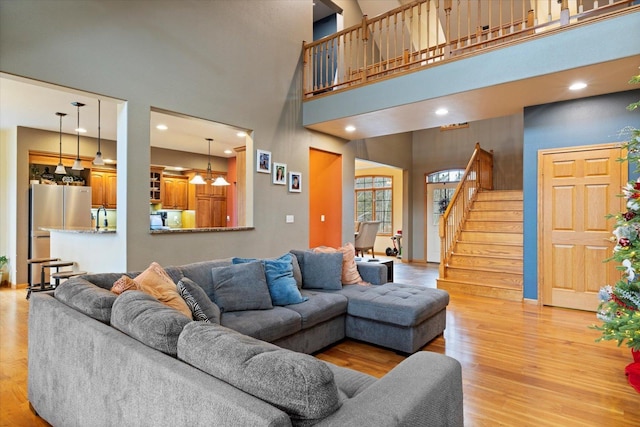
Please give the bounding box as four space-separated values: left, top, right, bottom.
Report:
29 183 92 285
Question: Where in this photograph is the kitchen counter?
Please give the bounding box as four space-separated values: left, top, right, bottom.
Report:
41 226 117 234
150 226 254 234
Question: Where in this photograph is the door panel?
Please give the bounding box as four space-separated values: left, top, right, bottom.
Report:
541 145 625 311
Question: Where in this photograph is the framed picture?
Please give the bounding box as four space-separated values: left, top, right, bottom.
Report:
288 171 301 193
257 149 271 173
273 163 287 185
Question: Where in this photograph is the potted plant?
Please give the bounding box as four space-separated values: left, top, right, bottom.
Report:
0 255 8 286
591 73 640 392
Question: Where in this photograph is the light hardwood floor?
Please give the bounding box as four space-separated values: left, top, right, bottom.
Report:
1 260 638 426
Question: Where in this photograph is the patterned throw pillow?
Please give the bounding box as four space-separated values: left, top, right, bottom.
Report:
110 275 139 295
177 280 210 322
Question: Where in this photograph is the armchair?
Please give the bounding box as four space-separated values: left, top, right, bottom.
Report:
354 221 381 258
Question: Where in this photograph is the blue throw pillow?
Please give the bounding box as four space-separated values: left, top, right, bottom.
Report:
232 254 308 306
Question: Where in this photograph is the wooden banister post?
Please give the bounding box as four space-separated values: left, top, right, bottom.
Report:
361 15 368 83
560 0 570 25
444 0 452 58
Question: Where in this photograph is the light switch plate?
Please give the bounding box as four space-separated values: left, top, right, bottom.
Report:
286 215 294 223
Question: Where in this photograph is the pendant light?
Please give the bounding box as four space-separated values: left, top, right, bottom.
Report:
93 99 104 165
71 101 85 170
190 138 214 185
212 175 230 186
54 112 67 175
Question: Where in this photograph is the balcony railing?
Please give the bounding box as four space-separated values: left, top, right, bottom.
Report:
303 0 636 98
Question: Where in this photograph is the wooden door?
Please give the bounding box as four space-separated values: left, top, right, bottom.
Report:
540 144 626 311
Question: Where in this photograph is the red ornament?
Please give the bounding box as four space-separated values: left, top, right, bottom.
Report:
623 211 637 221
619 237 631 247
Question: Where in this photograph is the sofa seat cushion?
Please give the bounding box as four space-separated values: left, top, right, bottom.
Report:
178 322 341 425
221 307 301 342
337 283 449 327
285 290 348 330
54 278 117 324
111 290 191 357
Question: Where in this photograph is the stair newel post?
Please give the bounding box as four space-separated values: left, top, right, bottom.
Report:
439 215 446 277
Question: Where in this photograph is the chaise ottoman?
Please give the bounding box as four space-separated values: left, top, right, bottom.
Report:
336 283 449 354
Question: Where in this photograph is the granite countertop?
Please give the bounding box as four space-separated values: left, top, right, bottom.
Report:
41 226 117 234
150 226 254 234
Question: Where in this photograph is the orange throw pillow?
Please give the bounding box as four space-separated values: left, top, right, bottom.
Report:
111 275 139 295
134 262 192 318
314 243 366 285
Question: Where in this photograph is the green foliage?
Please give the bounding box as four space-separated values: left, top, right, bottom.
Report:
0 256 7 269
591 73 640 351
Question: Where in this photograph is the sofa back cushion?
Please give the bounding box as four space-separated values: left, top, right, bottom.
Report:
299 251 343 290
54 277 117 323
178 258 233 289
178 322 341 425
232 254 308 306
111 290 191 357
209 262 273 312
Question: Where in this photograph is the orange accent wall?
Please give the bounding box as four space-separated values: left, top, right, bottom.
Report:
309 148 342 248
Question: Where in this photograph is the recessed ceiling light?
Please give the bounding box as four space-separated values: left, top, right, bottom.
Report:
435 108 448 116
156 124 168 130
237 131 247 137
345 125 356 132
569 82 587 91
224 149 233 155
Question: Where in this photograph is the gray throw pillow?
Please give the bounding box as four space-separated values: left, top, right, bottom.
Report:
178 322 341 424
111 290 191 357
210 261 273 312
177 277 221 324
301 251 343 290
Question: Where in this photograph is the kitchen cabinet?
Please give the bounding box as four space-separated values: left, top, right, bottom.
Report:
90 168 117 208
150 167 163 204
163 175 188 210
196 196 227 228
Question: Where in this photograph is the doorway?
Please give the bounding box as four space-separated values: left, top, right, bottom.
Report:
309 148 342 248
539 143 626 311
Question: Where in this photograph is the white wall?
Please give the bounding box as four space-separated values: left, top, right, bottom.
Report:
0 0 354 280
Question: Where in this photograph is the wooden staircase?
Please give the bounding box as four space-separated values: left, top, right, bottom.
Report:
437 190 523 301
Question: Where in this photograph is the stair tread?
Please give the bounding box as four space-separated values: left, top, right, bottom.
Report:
445 264 523 275
437 277 522 290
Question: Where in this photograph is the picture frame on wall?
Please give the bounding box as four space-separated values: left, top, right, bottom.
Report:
288 171 301 193
273 163 287 185
257 149 271 173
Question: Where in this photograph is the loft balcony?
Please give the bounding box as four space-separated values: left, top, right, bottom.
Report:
302 0 640 140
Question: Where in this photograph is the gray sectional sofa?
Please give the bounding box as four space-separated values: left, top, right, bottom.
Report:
28 251 463 426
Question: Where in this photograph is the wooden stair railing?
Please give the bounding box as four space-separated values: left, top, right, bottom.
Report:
438 143 493 278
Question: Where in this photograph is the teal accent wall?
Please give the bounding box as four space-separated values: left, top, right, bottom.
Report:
522 90 640 300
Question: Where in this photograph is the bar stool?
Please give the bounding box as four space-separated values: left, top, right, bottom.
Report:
26 257 60 299
50 270 87 287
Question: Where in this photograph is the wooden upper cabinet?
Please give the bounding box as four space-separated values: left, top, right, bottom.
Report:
90 168 117 209
150 167 163 204
163 175 188 210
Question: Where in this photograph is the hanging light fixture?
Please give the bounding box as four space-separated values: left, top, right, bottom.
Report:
54 112 67 175
93 99 104 165
71 101 85 170
189 138 230 186
212 175 230 186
